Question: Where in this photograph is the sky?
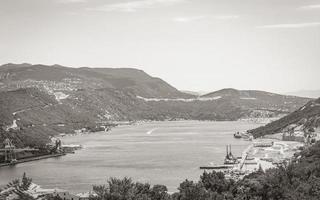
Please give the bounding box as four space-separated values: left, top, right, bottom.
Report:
0 0 319 93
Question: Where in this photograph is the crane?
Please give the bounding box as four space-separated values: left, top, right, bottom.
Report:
0 138 39 164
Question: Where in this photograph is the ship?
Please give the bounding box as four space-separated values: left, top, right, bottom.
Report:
234 132 242 138
199 144 239 170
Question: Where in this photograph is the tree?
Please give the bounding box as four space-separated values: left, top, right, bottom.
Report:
134 182 151 200
177 180 208 200
0 173 36 200
108 177 135 200
21 172 32 190
151 185 169 200
200 171 230 194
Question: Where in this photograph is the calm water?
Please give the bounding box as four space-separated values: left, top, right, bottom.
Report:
0 121 262 193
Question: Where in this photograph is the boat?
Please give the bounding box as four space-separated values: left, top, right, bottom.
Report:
234 132 242 138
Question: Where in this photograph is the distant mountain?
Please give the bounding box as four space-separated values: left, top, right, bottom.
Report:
0 63 193 99
201 88 311 116
0 64 313 147
249 97 320 138
180 90 201 96
181 90 209 96
286 90 320 99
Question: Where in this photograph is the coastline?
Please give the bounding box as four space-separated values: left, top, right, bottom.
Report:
231 138 304 175
0 153 66 168
1 120 271 194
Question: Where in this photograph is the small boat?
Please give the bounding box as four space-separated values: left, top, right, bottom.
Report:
234 132 242 138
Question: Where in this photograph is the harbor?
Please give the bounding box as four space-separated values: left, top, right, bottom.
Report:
0 120 307 192
0 121 258 193
200 134 304 179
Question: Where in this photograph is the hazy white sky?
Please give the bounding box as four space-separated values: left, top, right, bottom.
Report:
0 0 319 93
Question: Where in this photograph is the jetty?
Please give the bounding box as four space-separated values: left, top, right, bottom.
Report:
200 144 238 170
237 144 253 170
0 153 66 168
0 138 68 168
200 165 234 170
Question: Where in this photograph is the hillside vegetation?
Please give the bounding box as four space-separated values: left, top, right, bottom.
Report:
0 63 192 99
202 88 308 114
0 88 99 147
249 97 320 138
0 63 312 147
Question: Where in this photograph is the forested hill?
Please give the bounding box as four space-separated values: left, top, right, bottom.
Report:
0 63 312 147
0 63 193 99
201 88 310 113
249 97 320 138
0 88 98 147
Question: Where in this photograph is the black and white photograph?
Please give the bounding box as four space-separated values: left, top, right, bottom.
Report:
0 0 320 199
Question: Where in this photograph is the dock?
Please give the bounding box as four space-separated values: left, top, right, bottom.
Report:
238 144 253 170
200 165 234 170
0 153 66 168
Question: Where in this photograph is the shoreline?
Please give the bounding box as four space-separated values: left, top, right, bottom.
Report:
60 119 264 138
1 120 273 194
233 138 304 174
0 153 66 168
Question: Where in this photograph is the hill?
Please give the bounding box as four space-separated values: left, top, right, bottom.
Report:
0 64 310 122
0 63 192 99
286 89 320 98
249 97 320 138
201 88 311 119
0 64 313 147
0 88 100 147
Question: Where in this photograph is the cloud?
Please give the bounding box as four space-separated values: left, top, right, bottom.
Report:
58 0 87 3
299 4 320 10
173 16 205 22
257 22 320 29
89 0 185 12
213 15 239 20
173 15 239 23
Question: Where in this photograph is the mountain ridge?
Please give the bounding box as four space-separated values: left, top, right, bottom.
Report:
286 89 320 99
0 63 193 99
0 63 312 147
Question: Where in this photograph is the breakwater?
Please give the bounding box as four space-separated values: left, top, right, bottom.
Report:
0 153 66 168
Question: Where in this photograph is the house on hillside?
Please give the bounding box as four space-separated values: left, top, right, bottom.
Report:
282 132 305 142
282 124 306 143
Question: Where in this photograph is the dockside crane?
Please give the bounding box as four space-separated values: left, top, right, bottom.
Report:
0 138 39 164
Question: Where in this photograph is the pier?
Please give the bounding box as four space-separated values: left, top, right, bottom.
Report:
0 153 66 168
200 165 233 170
0 138 67 168
238 144 253 170
200 144 239 170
